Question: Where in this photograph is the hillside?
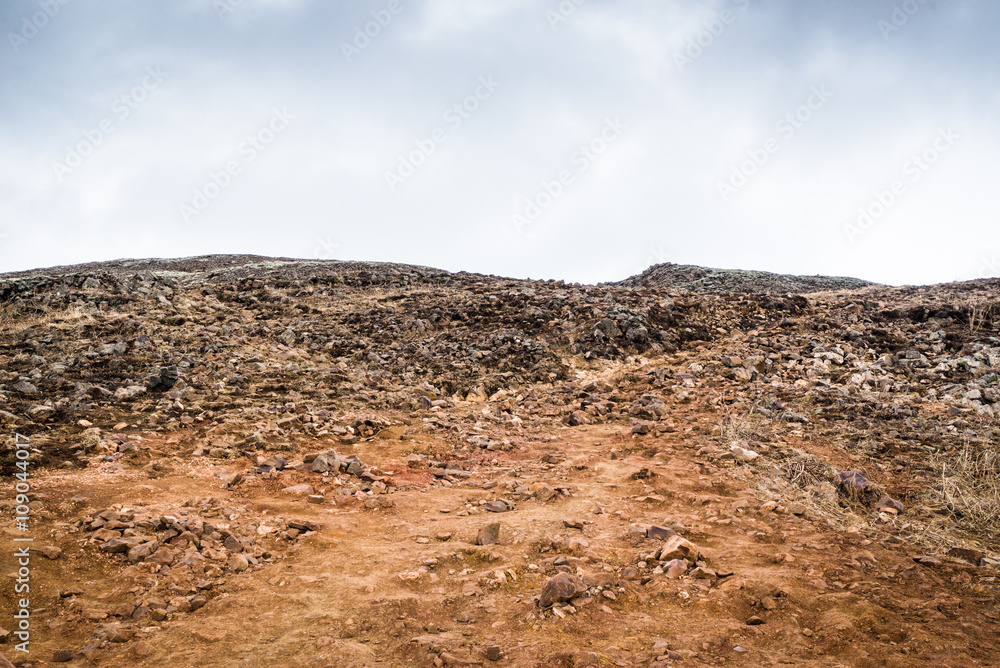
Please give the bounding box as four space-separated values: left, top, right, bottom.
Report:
0 256 998 667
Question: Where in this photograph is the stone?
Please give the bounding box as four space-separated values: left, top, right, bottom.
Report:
128 541 157 563
534 485 557 502
730 445 759 462
539 572 586 608
647 525 675 540
746 616 765 626
876 495 904 514
10 379 38 395
485 645 502 661
631 421 651 435
658 535 699 562
218 471 242 488
39 545 62 559
307 495 325 504
474 523 501 546
664 559 688 579
948 546 984 565
52 649 75 662
833 470 881 503
228 554 250 572
282 484 314 496
130 641 154 658
484 500 510 513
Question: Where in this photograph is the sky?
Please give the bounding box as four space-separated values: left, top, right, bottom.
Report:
1 0 998 285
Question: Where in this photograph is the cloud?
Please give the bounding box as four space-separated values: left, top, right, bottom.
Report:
1 0 998 283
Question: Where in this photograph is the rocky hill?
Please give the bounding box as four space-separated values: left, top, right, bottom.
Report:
0 256 998 667
617 262 875 293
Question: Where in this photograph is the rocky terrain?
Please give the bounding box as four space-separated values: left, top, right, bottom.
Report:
1 255 999 667
617 262 874 294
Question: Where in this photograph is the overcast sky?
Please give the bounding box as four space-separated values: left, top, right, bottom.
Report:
1 0 998 284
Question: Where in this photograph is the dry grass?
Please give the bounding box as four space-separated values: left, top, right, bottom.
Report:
963 296 996 334
930 439 1000 544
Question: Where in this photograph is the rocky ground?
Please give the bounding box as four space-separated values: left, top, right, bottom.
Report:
0 255 999 667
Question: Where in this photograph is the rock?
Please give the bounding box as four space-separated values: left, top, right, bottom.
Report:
833 470 881 503
52 649 75 662
10 379 38 395
439 652 483 666
106 625 136 643
746 616 765 626
0 653 12 668
664 559 688 578
647 525 675 540
731 444 759 462
690 566 717 579
474 523 501 546
484 500 511 513
485 645 502 661
287 520 319 533
127 541 157 563
658 535 700 562
948 546 984 565
303 451 339 473
228 554 250 572
631 421 651 435
307 495 325 504
145 365 178 391
39 545 62 559
539 572 586 608
533 485 557 502
876 495 904 514
217 471 242 488
130 641 154 658
282 484 314 496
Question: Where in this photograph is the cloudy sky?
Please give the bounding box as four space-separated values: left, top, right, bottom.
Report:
1 0 998 284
